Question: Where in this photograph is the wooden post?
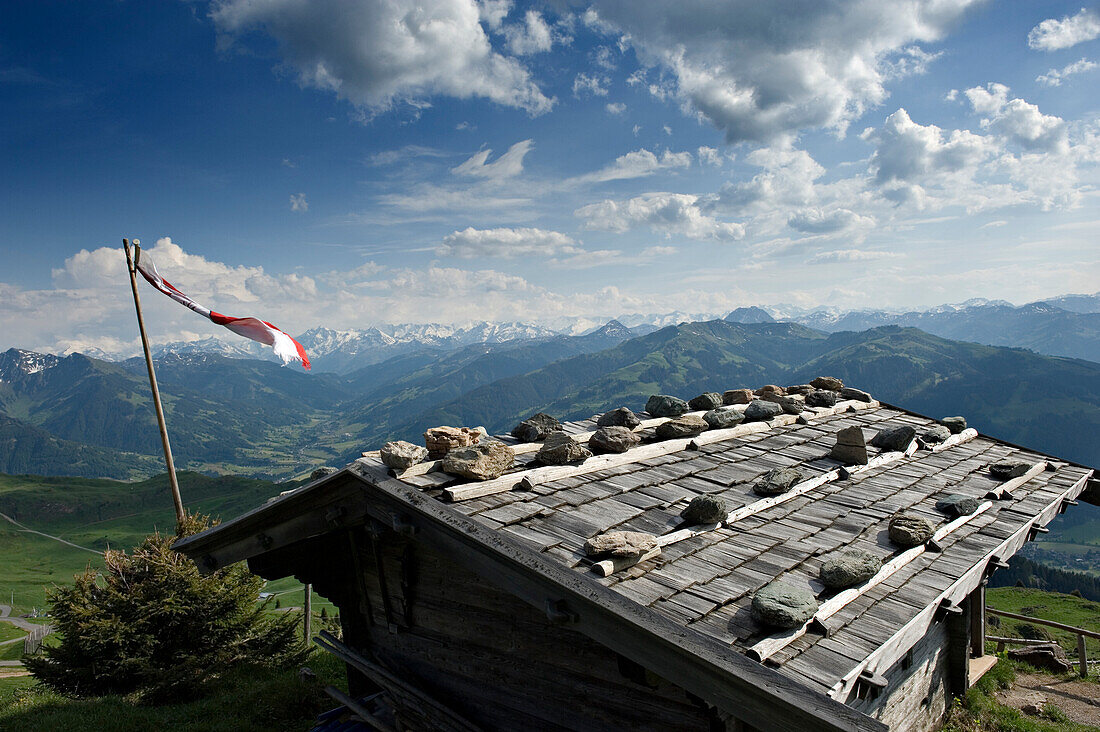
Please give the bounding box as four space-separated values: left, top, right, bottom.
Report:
1078 633 1088 678
969 584 986 658
304 583 312 642
123 238 185 531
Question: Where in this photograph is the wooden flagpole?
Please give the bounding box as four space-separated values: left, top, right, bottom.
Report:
123 238 186 532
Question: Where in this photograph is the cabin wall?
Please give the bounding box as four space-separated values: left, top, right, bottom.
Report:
849 621 952 732
331 527 719 732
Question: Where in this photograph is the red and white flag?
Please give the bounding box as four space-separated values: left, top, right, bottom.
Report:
135 252 311 370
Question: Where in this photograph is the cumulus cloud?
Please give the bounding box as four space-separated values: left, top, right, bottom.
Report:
210 0 552 117
436 227 581 258
964 84 1068 153
1036 58 1097 86
501 10 559 55
1027 8 1100 51
787 208 875 234
575 192 745 240
586 0 976 143
451 139 533 179
289 193 308 212
571 148 692 184
868 108 996 186
717 148 827 213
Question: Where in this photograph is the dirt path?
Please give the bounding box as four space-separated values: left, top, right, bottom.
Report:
0 512 99 555
0 607 37 634
996 672 1100 726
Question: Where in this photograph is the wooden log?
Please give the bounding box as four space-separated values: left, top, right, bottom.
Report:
829 472 1092 701
748 502 993 663
593 547 662 577
323 685 397 732
984 608 1100 640
985 461 1047 499
930 428 978 453
985 636 1056 645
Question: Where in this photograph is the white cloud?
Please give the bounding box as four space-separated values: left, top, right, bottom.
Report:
605 102 626 115
571 148 692 184
1036 58 1097 86
477 0 511 30
573 72 608 97
788 208 875 234
1027 8 1100 51
502 10 558 55
697 146 722 166
368 145 449 166
210 0 552 117
808 249 901 263
575 192 745 241
451 139 533 179
289 193 308 212
964 84 1068 153
587 0 976 143
868 108 997 186
437 227 581 258
717 147 827 213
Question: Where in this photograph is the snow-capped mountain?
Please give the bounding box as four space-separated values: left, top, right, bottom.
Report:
0 348 60 382
153 337 265 360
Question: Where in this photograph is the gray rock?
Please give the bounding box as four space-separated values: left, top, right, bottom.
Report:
722 388 754 405
688 392 723 411
655 415 708 439
785 384 814 395
751 581 819 629
839 386 872 402
936 494 980 518
743 399 782 422
754 467 803 496
941 416 967 434
596 407 642 429
805 389 839 408
1007 644 1072 674
990 461 1031 480
380 441 429 471
763 393 805 414
442 441 515 480
920 425 952 445
588 426 640 454
810 376 844 391
310 466 337 480
819 549 882 589
888 513 935 547
871 425 916 452
830 425 869 465
754 384 786 396
511 412 561 442
680 495 727 524
703 408 744 430
536 431 593 465
584 531 658 559
645 394 689 418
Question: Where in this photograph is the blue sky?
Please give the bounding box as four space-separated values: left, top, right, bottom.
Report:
1 0 1098 355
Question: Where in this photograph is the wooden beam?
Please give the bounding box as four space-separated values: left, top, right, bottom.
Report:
829 472 1092 701
931 428 979 453
985 461 1047 499
985 608 1100 640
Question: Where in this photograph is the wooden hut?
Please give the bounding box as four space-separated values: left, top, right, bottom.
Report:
175 386 1097 731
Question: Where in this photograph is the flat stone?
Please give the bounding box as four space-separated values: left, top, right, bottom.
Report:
805 389 839 408
703 408 744 430
753 467 803 496
889 513 935 547
536 431 593 465
688 392 723 411
511 412 561 442
838 386 872 402
990 461 1031 480
830 425 869 465
784 384 814 395
1007 644 1072 674
442 441 515 481
936 493 981 518
722 389 754 405
380 441 429 471
810 376 844 391
920 425 952 445
819 549 882 589
584 531 658 559
941 416 967 434
655 415 708 439
424 425 482 457
588 426 640 454
596 407 642 429
310 466 337 480
680 495 727 524
754 384 786 396
871 425 916 452
762 393 805 414
645 394 689 418
743 399 782 422
751 581 819 629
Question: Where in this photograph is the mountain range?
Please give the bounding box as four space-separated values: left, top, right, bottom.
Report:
2 316 1097 481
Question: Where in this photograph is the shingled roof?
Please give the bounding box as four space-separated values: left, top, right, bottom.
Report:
175 384 1096 731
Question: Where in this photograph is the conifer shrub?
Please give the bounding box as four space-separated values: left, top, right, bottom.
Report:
25 512 309 701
